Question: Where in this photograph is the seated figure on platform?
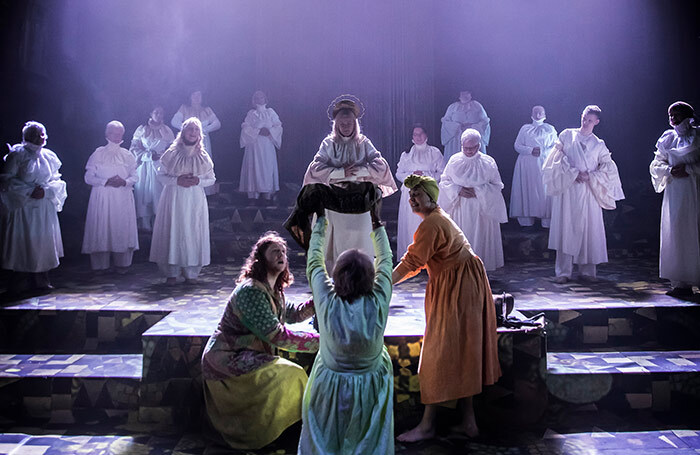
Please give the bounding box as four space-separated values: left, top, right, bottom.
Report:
441 90 491 162
510 105 558 227
438 129 507 271
202 231 319 450
395 124 444 259
129 106 175 231
393 175 501 442
0 121 66 295
302 95 397 272
299 201 393 454
650 101 700 298
82 121 139 272
149 117 215 284
239 90 283 205
542 105 624 283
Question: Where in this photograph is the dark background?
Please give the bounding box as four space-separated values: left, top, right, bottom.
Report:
1 0 698 244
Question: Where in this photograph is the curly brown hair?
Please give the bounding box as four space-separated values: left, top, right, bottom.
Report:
237 231 294 293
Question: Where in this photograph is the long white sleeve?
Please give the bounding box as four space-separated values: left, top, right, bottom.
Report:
171 109 185 131
514 126 533 155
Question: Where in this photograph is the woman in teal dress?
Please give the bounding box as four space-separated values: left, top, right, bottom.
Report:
298 204 394 454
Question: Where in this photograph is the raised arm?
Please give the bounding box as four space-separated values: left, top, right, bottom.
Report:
306 215 333 298
372 224 392 304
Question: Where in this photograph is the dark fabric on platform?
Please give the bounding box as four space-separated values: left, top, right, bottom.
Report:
284 182 382 250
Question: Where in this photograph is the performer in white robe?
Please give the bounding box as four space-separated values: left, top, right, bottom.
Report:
171 90 221 159
239 91 282 203
150 117 216 284
0 121 66 293
82 121 139 271
395 125 444 258
129 106 175 230
510 106 558 227
542 105 624 283
438 129 507 271
649 101 700 298
171 90 220 195
303 96 397 272
441 90 491 162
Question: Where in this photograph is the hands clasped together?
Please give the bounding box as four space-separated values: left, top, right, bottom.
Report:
177 174 200 188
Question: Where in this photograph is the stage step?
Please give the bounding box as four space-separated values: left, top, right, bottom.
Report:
520 303 700 351
546 350 700 413
0 354 142 424
0 308 168 354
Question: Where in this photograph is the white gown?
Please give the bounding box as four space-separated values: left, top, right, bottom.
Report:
650 121 700 285
395 143 444 258
303 135 397 272
129 123 175 228
0 144 66 272
239 105 282 197
438 152 507 271
542 129 624 265
510 119 558 223
81 141 139 255
441 100 491 162
149 144 216 273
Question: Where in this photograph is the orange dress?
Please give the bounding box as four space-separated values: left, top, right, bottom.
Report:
394 207 501 404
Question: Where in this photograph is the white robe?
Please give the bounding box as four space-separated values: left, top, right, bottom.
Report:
0 144 66 272
303 135 398 271
650 124 700 285
129 123 175 222
82 142 139 254
171 105 221 158
441 100 491 162
395 143 444 258
238 106 282 195
438 152 507 271
510 120 558 220
542 128 624 264
149 145 216 269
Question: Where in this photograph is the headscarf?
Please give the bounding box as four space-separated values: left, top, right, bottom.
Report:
403 174 439 202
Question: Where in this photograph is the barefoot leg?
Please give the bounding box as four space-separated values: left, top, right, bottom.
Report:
397 404 438 442
449 396 479 438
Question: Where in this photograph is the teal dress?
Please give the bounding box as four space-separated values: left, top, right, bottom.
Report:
298 216 394 454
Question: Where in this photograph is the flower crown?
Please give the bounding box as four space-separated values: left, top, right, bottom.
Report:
326 94 365 120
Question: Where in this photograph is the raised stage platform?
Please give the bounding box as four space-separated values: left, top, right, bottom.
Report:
1 253 700 454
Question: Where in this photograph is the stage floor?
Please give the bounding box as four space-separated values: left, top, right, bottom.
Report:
1 256 696 336
2 257 700 454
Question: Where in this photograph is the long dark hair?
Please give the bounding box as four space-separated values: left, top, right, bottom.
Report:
237 231 293 294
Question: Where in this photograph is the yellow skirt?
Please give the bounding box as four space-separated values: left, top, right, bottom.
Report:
204 357 308 449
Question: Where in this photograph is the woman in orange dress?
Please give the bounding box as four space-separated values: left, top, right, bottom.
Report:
392 175 501 442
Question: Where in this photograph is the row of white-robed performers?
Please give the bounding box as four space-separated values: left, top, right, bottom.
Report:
0 97 698 296
0 97 698 454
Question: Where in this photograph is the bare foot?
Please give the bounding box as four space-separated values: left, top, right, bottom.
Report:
448 423 479 439
396 425 436 443
165 277 177 285
184 278 200 285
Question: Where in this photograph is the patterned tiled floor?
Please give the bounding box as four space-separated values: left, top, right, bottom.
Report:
2 256 700 454
0 354 142 378
1 257 697 340
2 429 700 454
548 351 700 375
